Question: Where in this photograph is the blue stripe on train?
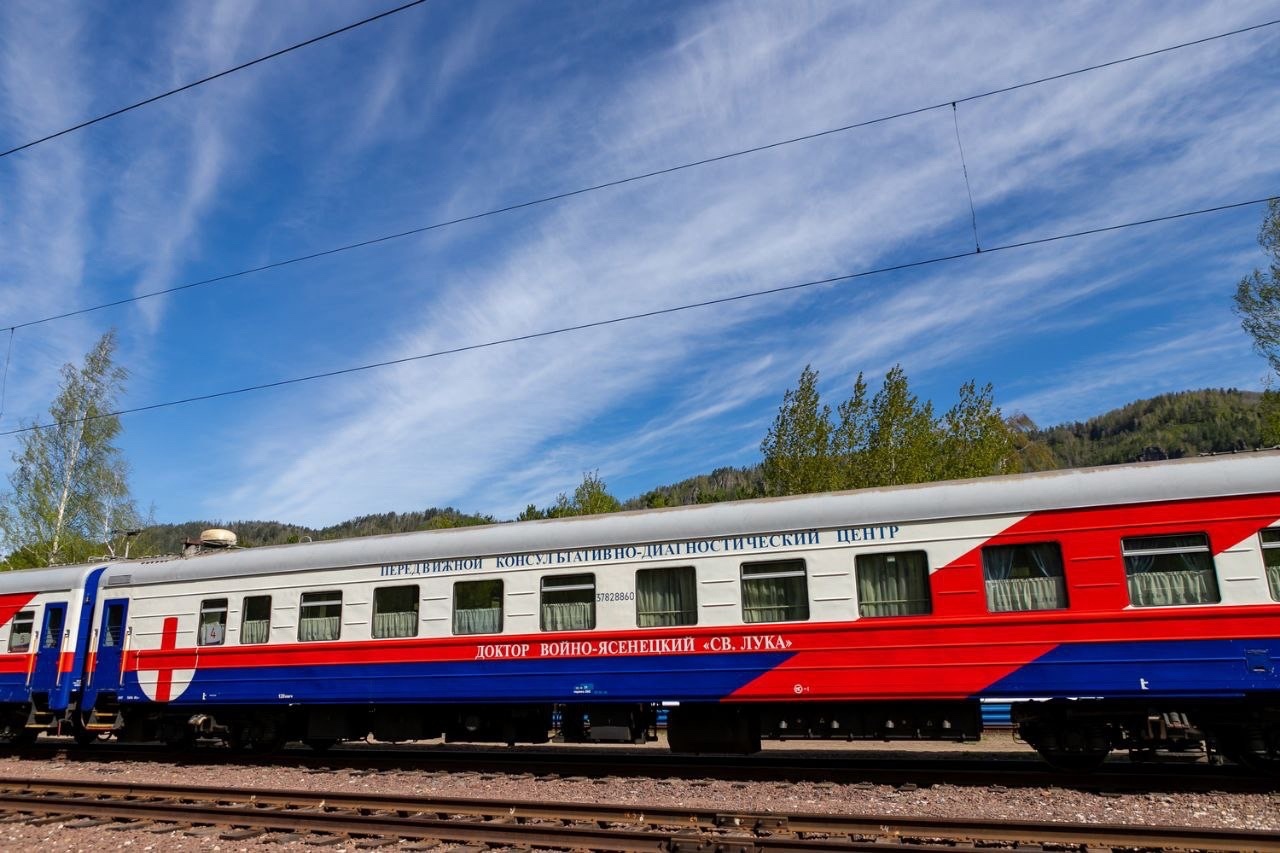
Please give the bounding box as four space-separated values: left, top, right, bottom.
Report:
122 651 795 706
0 674 29 705
982 638 1279 699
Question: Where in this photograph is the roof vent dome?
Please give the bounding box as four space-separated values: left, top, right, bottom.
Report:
200 528 238 548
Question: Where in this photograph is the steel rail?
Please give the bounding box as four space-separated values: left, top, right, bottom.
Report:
0 777 1277 852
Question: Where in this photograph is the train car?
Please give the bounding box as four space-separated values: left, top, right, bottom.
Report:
6 451 1280 770
0 561 120 743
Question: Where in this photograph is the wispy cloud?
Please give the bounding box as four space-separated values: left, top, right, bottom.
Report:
1 0 1275 525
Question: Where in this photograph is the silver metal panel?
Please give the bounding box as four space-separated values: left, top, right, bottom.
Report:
88 451 1279 588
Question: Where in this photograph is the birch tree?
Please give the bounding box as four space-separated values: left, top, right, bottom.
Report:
1235 199 1280 375
0 331 136 568
1234 199 1280 444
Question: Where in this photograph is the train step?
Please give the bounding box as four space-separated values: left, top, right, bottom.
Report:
85 707 121 730
24 709 56 730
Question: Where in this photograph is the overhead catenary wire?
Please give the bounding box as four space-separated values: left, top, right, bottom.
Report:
951 103 981 253
0 328 13 426
3 16 1277 334
0 0 429 161
1 194 1273 438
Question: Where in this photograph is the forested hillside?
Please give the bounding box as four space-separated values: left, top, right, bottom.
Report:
132 508 493 555
627 389 1265 507
124 388 1267 556
1034 389 1264 467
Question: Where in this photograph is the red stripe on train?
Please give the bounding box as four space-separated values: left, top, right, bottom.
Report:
733 493 1280 699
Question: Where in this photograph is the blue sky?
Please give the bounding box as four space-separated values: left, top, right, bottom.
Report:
0 0 1277 528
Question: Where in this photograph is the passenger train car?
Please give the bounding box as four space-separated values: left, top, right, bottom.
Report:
1 451 1278 771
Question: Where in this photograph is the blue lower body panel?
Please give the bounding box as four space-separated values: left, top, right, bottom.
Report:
982 638 1279 699
125 651 794 706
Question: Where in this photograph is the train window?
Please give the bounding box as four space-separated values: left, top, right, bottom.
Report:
741 560 809 623
636 566 697 627
102 604 124 647
373 585 419 639
1261 529 1280 601
855 551 931 617
1122 534 1219 606
454 579 503 635
42 607 64 649
540 574 595 632
197 599 228 646
7 610 33 653
982 543 1068 612
299 591 343 641
240 596 271 644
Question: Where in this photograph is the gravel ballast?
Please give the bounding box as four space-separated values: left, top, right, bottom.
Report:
0 736 1276 852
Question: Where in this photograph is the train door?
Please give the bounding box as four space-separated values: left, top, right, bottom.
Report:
29 603 67 693
87 600 129 699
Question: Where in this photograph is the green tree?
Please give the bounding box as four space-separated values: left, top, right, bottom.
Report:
544 471 622 518
573 471 622 515
761 363 1022 496
936 380 1017 479
831 372 871 490
426 509 494 529
863 365 938 486
1260 390 1280 447
1235 200 1280 444
1006 412 1058 471
0 331 136 568
517 503 546 521
1235 199 1280 375
760 365 834 496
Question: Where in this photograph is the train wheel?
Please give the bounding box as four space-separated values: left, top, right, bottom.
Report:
229 725 286 754
72 724 102 747
1034 747 1110 772
1219 726 1280 775
303 738 336 752
1024 721 1110 772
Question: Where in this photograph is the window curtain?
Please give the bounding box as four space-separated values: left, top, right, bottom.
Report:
986 576 1067 612
1124 546 1218 606
742 576 807 623
454 607 501 634
299 613 340 641
984 547 1015 580
240 619 269 644
373 610 417 638
541 601 593 631
1127 570 1215 606
857 555 929 617
1266 565 1280 601
982 544 1067 611
637 568 696 627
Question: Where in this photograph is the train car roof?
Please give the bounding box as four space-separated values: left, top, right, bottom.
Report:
51 451 1280 587
0 561 121 594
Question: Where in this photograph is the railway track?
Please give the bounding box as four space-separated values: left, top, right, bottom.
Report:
22 738 1278 794
0 776 1277 851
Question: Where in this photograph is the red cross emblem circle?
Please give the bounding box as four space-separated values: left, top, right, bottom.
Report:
133 616 197 702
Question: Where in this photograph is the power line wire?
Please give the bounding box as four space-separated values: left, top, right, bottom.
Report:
0 328 13 425
4 16 1277 334
2 194 1273 438
951 103 981 252
0 0 429 160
